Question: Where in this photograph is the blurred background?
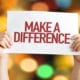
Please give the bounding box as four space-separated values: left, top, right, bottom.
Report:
0 0 80 80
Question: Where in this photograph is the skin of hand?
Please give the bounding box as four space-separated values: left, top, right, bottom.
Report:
0 32 12 49
0 32 12 80
70 34 80 80
71 34 80 62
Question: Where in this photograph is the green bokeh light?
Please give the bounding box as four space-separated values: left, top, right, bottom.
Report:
36 64 55 79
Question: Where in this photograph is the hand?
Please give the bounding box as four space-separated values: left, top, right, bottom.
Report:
71 34 80 52
71 34 80 62
0 32 12 80
0 32 12 49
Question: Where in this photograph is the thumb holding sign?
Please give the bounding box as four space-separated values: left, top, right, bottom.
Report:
71 34 80 51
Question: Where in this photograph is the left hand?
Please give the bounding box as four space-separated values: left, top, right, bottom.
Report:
71 34 80 51
71 34 80 62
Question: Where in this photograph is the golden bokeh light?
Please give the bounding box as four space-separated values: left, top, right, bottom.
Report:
14 54 31 64
0 16 6 32
20 58 38 73
31 2 49 11
0 0 17 11
8 57 13 69
52 75 68 80
53 55 74 69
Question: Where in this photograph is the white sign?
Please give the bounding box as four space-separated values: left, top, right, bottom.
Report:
6 11 78 54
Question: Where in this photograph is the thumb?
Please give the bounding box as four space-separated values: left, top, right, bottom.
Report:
71 34 80 40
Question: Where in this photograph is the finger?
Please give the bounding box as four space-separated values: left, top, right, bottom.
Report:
77 47 80 51
0 34 12 48
71 41 75 49
71 34 80 40
7 32 12 38
6 32 12 41
3 33 12 45
3 38 11 48
7 32 13 45
71 41 77 50
73 42 80 51
0 33 5 40
0 41 7 48
0 36 11 48
71 38 80 46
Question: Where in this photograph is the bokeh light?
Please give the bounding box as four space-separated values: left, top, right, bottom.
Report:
52 75 68 80
55 0 72 8
14 54 31 64
31 2 49 11
0 0 17 12
0 0 80 80
0 16 6 32
8 57 13 69
53 55 74 69
20 58 38 73
36 64 55 79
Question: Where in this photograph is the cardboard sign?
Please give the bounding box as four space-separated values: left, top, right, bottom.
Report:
6 11 78 54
